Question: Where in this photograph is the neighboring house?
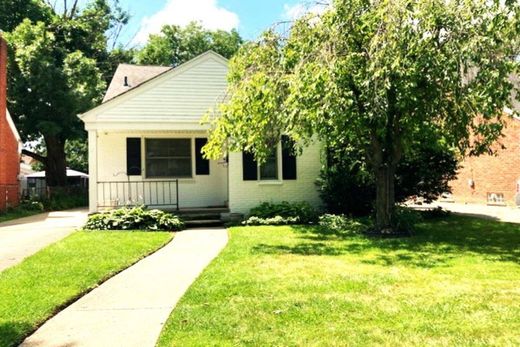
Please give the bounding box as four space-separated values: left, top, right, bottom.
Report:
80 51 322 214
0 35 22 211
449 115 520 206
19 154 36 193
23 168 89 198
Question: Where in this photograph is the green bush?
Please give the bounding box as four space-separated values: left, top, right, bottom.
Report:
19 199 44 212
318 140 459 216
42 188 88 211
318 214 368 235
249 201 318 224
242 216 301 226
84 206 184 231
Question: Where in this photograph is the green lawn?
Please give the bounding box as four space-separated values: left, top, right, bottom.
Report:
0 231 173 347
158 216 520 346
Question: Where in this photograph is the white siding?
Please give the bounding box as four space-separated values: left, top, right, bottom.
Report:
228 141 323 215
100 57 227 120
94 131 228 210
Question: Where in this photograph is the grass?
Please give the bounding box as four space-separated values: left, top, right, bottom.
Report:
0 208 43 224
0 231 173 347
158 216 520 346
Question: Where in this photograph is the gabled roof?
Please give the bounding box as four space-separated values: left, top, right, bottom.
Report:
79 51 229 124
103 64 172 102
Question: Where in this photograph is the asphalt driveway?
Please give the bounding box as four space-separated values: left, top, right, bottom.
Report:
0 208 88 272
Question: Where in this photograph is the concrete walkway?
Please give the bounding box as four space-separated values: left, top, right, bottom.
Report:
22 227 229 347
412 202 520 224
0 208 88 272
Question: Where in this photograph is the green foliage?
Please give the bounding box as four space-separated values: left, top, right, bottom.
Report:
249 201 318 224
136 21 243 66
41 188 88 210
318 214 368 235
3 0 129 186
84 206 184 231
18 199 44 212
318 140 459 216
243 215 300 226
204 0 519 231
0 0 51 32
65 138 88 172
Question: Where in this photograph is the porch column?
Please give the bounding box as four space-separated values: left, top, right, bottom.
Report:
88 130 98 213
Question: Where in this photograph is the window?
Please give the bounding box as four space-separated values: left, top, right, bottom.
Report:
259 148 278 180
145 139 192 178
487 192 505 204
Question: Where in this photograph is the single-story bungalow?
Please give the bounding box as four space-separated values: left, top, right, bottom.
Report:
79 51 322 215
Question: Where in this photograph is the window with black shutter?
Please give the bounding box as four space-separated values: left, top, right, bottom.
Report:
282 135 297 180
126 138 142 176
195 138 210 175
242 151 258 180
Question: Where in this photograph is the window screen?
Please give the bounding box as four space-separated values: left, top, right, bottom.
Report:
145 139 192 178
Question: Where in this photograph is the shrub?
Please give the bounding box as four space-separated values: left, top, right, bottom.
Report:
318 141 459 216
318 214 368 235
18 199 44 212
84 206 184 231
249 201 318 224
242 215 300 226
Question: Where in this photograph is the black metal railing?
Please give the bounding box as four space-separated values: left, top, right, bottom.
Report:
97 180 179 210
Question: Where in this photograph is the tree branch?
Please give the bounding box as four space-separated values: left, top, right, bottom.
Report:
22 149 47 164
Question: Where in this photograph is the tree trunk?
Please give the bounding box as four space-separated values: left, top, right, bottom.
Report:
44 136 68 187
374 163 396 233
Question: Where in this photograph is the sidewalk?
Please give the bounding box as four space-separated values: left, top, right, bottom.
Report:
21 227 228 347
0 208 88 272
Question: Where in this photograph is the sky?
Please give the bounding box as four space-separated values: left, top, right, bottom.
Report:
115 0 326 47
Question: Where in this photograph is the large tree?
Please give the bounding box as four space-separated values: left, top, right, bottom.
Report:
136 21 243 66
4 0 128 186
204 0 519 234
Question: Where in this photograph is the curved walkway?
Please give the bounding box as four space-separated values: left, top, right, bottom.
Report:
22 227 229 347
0 208 88 272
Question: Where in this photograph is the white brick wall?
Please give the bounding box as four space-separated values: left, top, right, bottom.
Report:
228 141 323 215
94 131 228 210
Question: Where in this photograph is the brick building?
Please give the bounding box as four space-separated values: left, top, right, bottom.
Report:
450 115 520 206
0 35 22 211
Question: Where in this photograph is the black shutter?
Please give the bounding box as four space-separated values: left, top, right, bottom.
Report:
126 138 142 176
282 135 297 180
195 138 210 175
242 151 258 180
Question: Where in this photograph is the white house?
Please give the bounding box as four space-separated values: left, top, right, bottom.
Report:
79 51 322 215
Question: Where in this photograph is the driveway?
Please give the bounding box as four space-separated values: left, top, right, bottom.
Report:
412 202 520 224
0 208 88 272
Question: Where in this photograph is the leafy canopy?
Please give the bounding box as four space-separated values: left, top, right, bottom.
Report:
136 21 243 66
204 0 519 162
